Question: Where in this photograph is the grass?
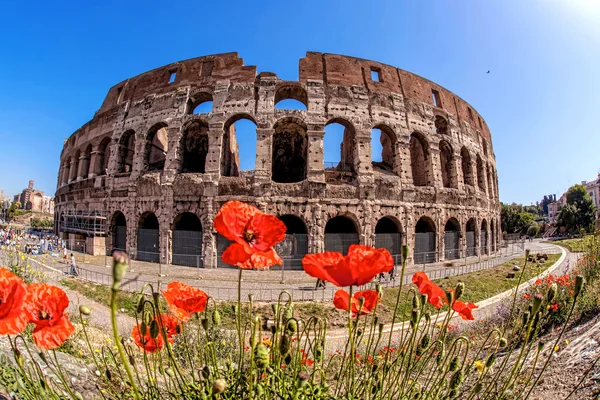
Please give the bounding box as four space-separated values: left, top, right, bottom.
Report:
551 236 591 252
61 253 561 329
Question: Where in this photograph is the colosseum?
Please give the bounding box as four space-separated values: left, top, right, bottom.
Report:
54 52 500 269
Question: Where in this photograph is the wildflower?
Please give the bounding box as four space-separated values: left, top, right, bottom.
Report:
474 360 485 375
0 268 28 335
302 245 393 287
550 303 559 311
452 300 478 320
161 282 208 322
156 313 182 343
24 284 75 350
412 272 446 309
224 246 283 269
523 294 531 300
333 289 379 317
214 201 286 265
132 323 164 353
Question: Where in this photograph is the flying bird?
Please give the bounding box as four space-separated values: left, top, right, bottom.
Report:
486 70 490 74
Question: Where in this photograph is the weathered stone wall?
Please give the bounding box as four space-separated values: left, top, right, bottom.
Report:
54 52 501 267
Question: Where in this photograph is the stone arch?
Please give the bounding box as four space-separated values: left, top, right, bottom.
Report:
180 120 209 173
222 113 257 176
95 137 111 176
324 118 357 180
490 218 497 253
110 211 127 252
62 158 71 185
276 214 309 269
137 212 160 262
372 124 397 173
70 150 81 182
117 130 136 174
324 215 359 255
476 154 486 192
144 122 169 171
415 216 436 263
481 218 489 255
466 217 478 257
444 217 461 260
487 163 494 198
409 132 432 186
172 212 203 267
375 216 402 260
274 84 308 110
434 116 449 136
272 117 308 183
461 147 474 186
81 145 92 179
439 140 457 188
188 92 213 114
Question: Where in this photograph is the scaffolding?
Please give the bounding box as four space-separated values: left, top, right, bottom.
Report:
60 209 107 237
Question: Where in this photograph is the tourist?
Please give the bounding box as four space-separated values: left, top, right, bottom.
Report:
69 253 78 276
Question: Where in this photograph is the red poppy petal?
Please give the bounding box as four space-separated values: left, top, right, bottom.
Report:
302 252 346 286
412 272 430 287
333 289 351 312
353 290 380 315
132 324 164 353
161 282 208 322
214 201 261 242
0 269 28 335
222 243 252 266
32 314 75 350
345 245 394 286
452 300 478 320
239 248 283 269
245 214 287 251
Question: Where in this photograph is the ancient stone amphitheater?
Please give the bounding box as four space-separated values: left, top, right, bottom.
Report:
54 52 500 269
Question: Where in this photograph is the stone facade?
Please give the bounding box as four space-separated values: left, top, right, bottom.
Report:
15 180 54 214
54 52 501 266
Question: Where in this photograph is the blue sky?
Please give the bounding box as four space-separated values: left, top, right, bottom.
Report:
0 0 599 205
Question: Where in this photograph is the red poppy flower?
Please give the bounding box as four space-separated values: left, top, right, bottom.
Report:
222 246 283 270
412 272 447 309
155 313 181 343
524 294 531 300
452 300 478 320
550 303 559 311
0 268 28 335
25 284 74 350
302 245 394 287
162 282 209 322
214 201 287 265
333 289 380 317
132 323 164 353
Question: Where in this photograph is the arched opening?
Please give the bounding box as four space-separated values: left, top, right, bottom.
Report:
144 123 169 171
476 155 486 192
487 164 494 199
62 158 71 185
481 219 489 255
111 212 127 252
95 137 111 176
221 115 257 176
275 215 309 269
272 117 308 183
491 218 496 253
324 119 356 183
434 116 449 136
180 120 209 173
81 145 92 179
415 217 436 264
70 150 81 182
117 130 136 174
466 218 477 257
372 125 397 173
172 213 203 267
188 93 214 114
137 212 159 262
444 218 461 260
461 147 474 187
324 216 359 255
439 140 456 188
375 217 402 263
274 85 308 110
409 133 431 186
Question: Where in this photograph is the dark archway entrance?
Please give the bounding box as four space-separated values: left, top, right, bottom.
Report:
415 217 436 264
324 216 359 255
375 217 402 263
444 218 460 260
112 212 127 252
481 219 489 255
137 212 159 262
172 213 202 267
272 118 308 183
466 218 477 257
275 215 308 270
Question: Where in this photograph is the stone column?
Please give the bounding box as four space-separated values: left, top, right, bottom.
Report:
77 154 88 181
88 151 100 178
164 125 183 181
306 130 325 182
205 124 223 178
68 159 77 183
255 128 274 183
355 130 374 186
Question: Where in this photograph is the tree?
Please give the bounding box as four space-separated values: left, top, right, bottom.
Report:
526 223 540 237
556 204 578 234
556 184 597 234
501 203 538 234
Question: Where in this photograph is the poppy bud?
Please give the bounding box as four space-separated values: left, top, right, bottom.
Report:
143 310 153 326
255 343 270 369
248 294 254 303
522 311 530 326
271 303 279 316
79 305 91 316
420 294 428 307
485 353 496 368
538 341 545 352
212 309 221 326
411 308 420 327
473 382 483 394
546 283 557 303
449 368 464 390
315 347 323 362
297 372 310 387
128 354 136 366
149 320 159 339
419 333 430 350
135 294 145 314
412 295 421 309
212 378 227 394
285 354 292 365
436 343 445 365
38 351 47 364
202 365 211 379
284 305 294 321
499 337 508 348
201 318 209 331
287 319 298 334
531 294 543 316
449 356 460 372
232 304 237 314
378 323 384 335
106 368 112 381
574 275 584 297
454 282 464 301
165 367 175 378
270 325 276 334
525 249 531 259
112 251 129 290
445 289 454 305
423 311 431 324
